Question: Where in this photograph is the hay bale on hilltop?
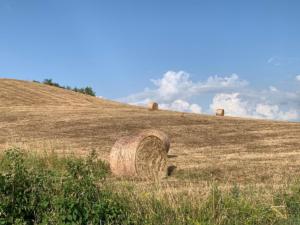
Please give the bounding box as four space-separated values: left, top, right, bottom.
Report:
110 130 170 179
148 102 159 111
216 109 225 116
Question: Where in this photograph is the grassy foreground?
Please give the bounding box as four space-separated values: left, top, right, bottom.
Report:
0 148 300 225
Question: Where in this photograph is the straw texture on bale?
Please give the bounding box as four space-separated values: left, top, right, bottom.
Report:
148 102 159 111
216 109 225 116
110 130 170 178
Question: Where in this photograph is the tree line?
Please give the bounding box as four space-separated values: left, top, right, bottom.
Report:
34 79 96 96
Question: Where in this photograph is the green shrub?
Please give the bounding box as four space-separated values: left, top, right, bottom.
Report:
0 148 126 225
0 149 54 224
38 79 96 96
275 184 300 225
1 148 300 225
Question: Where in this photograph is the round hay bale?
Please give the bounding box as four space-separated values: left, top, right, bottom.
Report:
110 130 170 178
216 109 225 116
141 129 170 152
148 102 159 111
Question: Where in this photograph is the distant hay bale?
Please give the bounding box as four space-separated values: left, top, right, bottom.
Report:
216 109 225 116
110 130 170 178
148 102 159 111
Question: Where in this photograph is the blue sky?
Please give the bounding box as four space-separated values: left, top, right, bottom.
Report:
1 0 300 120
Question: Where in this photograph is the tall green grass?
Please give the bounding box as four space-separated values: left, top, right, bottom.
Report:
0 148 300 225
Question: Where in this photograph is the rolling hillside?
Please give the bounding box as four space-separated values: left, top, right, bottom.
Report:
1 78 300 186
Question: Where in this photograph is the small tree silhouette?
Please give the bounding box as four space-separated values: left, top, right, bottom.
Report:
39 79 96 96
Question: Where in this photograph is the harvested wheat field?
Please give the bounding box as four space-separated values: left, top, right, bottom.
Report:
1 78 300 189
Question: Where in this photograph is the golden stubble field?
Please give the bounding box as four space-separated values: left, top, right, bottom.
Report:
1 78 300 193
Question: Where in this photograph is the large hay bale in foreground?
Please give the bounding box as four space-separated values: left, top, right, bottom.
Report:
110 130 170 178
216 109 225 116
148 102 159 111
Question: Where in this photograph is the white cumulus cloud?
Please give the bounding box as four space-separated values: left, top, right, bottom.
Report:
121 70 300 121
160 99 202 114
210 92 299 121
150 71 247 101
269 86 278 92
123 70 247 114
210 93 250 117
255 103 298 120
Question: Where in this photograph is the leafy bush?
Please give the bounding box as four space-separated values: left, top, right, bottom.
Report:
73 86 96 97
0 148 126 225
198 185 279 225
275 185 300 225
42 79 60 88
1 148 300 224
36 79 96 96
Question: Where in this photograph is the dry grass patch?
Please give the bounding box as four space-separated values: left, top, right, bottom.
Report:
1 78 300 189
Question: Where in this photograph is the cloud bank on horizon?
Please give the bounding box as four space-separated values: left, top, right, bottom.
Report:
122 71 300 121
